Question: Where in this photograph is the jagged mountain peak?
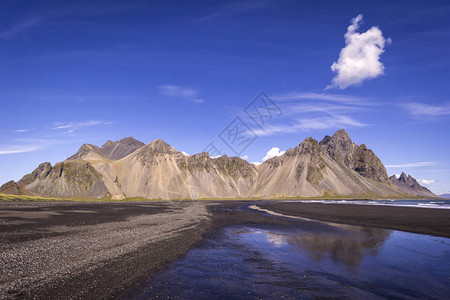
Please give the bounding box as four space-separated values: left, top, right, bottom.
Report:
100 137 145 160
332 128 351 140
398 172 408 182
320 129 353 148
133 139 181 164
191 152 211 159
294 137 321 155
19 162 53 186
146 139 179 153
102 137 144 148
302 137 319 144
68 144 101 160
68 137 145 161
319 129 352 147
390 172 436 198
319 129 389 183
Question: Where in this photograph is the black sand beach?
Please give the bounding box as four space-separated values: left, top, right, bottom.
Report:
0 201 210 299
1 200 449 299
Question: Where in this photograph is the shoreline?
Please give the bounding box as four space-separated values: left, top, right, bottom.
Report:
0 193 444 202
258 201 450 238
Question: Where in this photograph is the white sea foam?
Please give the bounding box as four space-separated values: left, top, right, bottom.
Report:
286 199 450 209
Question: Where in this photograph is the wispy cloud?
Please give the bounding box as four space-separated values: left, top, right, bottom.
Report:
385 161 438 168
0 144 42 155
159 85 197 98
0 137 86 155
51 120 115 131
239 91 371 136
406 102 450 117
253 114 367 136
158 85 204 104
0 17 41 38
195 0 270 23
14 129 32 133
0 2 153 40
273 92 368 104
281 103 364 116
412 169 450 173
328 14 390 89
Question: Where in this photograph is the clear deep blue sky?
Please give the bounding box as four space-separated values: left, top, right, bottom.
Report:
0 0 449 194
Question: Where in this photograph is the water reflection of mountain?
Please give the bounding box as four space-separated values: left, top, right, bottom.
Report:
267 226 391 267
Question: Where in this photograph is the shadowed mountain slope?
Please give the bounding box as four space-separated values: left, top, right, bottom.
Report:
319 129 389 183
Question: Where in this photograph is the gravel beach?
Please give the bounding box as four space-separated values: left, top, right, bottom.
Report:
0 201 210 299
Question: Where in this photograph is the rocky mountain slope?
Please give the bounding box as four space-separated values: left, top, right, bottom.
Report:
389 173 436 198
0 180 34 196
1 130 437 199
319 130 389 182
255 136 404 198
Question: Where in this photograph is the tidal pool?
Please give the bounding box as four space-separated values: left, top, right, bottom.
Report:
130 216 450 299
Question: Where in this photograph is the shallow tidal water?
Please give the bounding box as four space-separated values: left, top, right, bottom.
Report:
131 212 450 299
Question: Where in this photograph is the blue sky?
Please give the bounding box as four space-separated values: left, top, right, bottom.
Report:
0 0 449 195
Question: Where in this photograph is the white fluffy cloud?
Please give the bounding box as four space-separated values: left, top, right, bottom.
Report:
417 179 435 186
262 147 285 162
328 14 389 89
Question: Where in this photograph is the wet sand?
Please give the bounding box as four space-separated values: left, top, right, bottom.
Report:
1 200 449 299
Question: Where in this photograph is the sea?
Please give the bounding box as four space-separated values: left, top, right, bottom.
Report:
290 198 450 209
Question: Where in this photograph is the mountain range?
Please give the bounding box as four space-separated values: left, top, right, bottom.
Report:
0 129 438 199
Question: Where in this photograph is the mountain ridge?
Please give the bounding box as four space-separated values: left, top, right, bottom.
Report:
68 137 145 161
0 130 438 200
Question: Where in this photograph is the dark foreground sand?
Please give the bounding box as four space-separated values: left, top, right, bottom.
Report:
0 201 210 299
0 200 449 299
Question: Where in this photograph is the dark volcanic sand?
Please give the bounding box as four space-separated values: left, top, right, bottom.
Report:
258 202 450 238
0 201 210 299
1 200 449 299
